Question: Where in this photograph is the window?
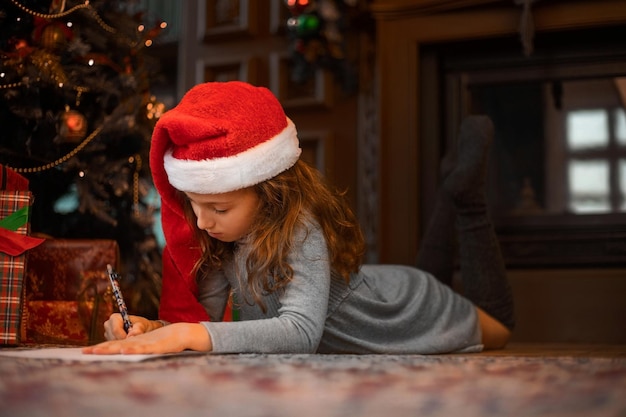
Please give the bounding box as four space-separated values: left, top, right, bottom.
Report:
558 80 626 214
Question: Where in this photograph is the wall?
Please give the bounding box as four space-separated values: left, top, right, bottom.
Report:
509 269 626 344
175 0 360 209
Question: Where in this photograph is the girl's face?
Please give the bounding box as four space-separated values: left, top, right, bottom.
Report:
184 187 260 242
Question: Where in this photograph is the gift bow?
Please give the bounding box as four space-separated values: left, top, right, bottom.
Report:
0 206 45 256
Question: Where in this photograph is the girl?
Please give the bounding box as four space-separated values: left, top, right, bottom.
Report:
83 81 514 355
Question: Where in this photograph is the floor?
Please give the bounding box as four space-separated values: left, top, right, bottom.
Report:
476 343 626 357
1 343 625 417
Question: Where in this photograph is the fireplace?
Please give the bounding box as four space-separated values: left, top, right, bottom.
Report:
370 0 626 267
423 24 626 267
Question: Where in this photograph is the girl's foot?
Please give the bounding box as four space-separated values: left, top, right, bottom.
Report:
442 115 494 208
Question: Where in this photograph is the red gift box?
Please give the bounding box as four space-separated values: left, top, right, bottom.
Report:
21 239 119 345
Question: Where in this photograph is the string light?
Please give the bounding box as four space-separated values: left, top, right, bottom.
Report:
9 0 143 48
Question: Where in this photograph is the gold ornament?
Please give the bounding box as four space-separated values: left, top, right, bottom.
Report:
39 24 67 51
29 49 68 86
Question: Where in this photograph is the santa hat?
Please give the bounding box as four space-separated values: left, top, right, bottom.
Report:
151 81 301 200
150 81 301 323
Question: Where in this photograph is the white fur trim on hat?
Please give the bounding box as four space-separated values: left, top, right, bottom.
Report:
163 118 301 194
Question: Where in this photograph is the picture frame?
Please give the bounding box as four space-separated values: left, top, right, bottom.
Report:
199 56 258 85
270 0 290 35
204 0 257 40
269 53 333 109
297 130 333 175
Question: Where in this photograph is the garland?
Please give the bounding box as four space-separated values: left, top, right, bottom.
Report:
9 0 143 47
3 124 104 173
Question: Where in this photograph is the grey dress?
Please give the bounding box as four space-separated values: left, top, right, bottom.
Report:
198 221 482 354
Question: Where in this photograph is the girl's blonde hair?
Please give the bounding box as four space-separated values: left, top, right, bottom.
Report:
181 159 365 307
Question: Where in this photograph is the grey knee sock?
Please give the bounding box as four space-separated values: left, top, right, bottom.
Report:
443 115 515 330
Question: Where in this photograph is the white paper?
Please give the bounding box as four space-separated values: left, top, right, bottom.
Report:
0 347 202 362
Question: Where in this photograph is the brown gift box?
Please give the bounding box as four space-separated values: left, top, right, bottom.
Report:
20 239 119 345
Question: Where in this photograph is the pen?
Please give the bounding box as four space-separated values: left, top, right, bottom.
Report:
106 264 133 333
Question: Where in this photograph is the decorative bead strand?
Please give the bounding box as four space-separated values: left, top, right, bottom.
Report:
0 81 22 89
5 124 104 173
9 0 90 19
9 0 118 36
132 154 142 215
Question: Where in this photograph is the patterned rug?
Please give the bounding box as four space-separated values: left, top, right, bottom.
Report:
1 352 626 417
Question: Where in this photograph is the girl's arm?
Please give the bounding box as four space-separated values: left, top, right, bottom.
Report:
84 225 330 355
83 322 212 354
202 226 331 353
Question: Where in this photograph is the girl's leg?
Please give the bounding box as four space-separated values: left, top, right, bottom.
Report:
443 116 515 330
416 162 457 287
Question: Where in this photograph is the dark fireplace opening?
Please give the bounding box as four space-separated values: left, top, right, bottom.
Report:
421 24 626 267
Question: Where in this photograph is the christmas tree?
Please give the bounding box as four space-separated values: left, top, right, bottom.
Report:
0 0 168 318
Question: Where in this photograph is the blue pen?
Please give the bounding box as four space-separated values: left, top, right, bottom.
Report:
106 264 133 333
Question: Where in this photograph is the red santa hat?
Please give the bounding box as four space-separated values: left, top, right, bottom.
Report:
152 81 301 198
149 81 301 322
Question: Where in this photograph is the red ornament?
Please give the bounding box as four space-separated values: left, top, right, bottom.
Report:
58 110 88 143
285 0 311 15
9 38 33 58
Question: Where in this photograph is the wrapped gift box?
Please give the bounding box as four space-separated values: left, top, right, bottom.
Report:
21 239 119 345
0 165 44 346
0 191 33 345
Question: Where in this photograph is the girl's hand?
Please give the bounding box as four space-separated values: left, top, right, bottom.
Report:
83 322 212 355
103 313 163 341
